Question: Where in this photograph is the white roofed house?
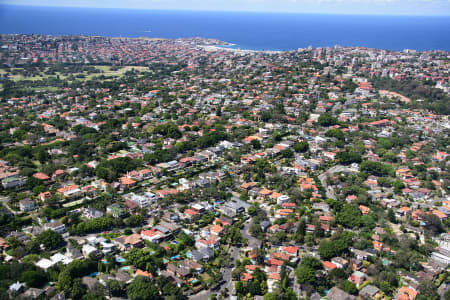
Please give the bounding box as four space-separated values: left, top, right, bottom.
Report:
276 195 290 205
82 244 100 258
35 258 55 272
125 193 150 209
83 207 104 219
44 220 65 234
35 253 72 271
50 252 73 265
100 241 115 254
8 282 25 296
191 203 206 214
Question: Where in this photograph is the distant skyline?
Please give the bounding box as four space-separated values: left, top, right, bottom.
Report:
2 0 450 16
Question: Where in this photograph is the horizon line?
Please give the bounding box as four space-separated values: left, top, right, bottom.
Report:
2 3 450 17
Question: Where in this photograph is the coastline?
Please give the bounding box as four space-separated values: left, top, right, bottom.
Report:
0 5 449 51
199 45 283 54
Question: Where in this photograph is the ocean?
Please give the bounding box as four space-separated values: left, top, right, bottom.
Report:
0 5 449 51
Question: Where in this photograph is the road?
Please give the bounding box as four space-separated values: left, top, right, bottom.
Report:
286 265 302 299
0 196 17 215
189 220 252 300
241 219 255 241
318 164 358 200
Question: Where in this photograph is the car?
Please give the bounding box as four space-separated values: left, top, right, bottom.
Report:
211 286 220 291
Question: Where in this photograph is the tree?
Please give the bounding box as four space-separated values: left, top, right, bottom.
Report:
380 281 392 294
327 268 347 283
336 149 361 165
295 265 315 284
360 160 394 177
319 240 339 259
343 79 357 93
318 113 337 126
249 223 263 239
20 270 47 288
378 177 392 187
37 148 50 164
37 229 64 250
393 250 422 271
281 148 294 158
71 278 86 300
264 293 277 300
248 206 257 216
387 208 397 223
251 139 261 149
124 249 154 270
393 179 405 194
325 128 345 141
336 204 361 228
417 280 438 300
124 215 144 227
152 123 182 139
421 213 444 234
127 276 158 300
341 280 358 295
300 256 323 270
293 141 309 153
58 271 73 292
229 225 244 245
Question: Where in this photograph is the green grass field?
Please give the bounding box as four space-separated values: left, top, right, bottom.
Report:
0 65 150 82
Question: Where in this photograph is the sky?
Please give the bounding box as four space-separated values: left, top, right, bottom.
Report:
2 0 450 16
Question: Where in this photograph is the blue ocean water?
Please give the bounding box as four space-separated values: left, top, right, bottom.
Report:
0 5 449 51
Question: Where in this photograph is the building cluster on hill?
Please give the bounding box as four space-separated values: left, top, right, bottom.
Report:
0 34 448 300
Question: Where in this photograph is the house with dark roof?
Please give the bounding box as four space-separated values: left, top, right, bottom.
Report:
359 285 380 299
191 247 214 262
327 287 356 300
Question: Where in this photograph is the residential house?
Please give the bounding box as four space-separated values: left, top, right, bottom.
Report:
106 204 126 218
83 207 104 219
327 287 356 300
349 271 366 286
114 234 143 251
331 257 348 269
141 230 163 243
44 221 65 234
57 185 82 199
359 285 380 299
19 199 35 212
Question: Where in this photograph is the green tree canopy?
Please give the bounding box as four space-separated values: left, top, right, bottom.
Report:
318 113 337 127
127 276 158 300
37 229 64 250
